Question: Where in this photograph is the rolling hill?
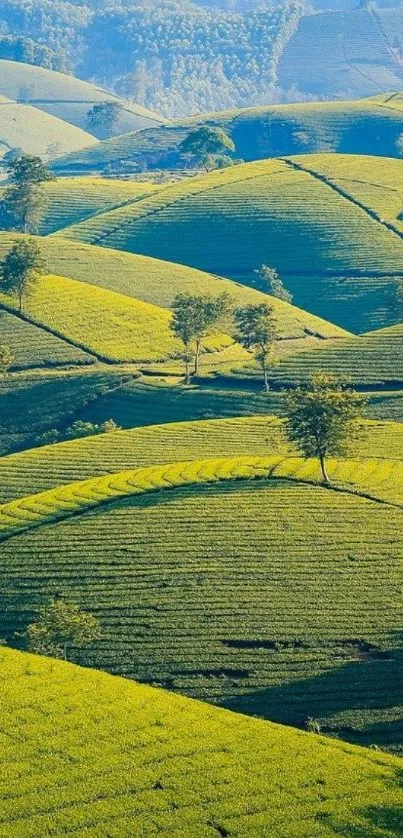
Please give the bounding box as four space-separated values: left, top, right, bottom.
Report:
0 309 94 370
1 454 403 750
2 648 403 838
0 94 96 161
278 6 403 99
0 60 165 136
53 92 403 175
59 153 403 334
36 178 161 235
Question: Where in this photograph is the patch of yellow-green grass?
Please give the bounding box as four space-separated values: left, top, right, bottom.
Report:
0 94 96 160
58 154 403 333
0 453 402 541
0 274 236 364
0 59 164 135
37 177 162 235
1 416 403 504
0 309 93 370
1 647 402 838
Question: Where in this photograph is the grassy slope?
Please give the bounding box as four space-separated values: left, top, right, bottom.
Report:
37 178 161 235
0 94 96 160
0 59 164 135
0 274 235 364
260 323 403 387
278 7 403 97
0 233 350 341
0 310 93 370
58 154 403 333
2 649 402 838
1 415 402 503
2 458 403 751
54 92 403 173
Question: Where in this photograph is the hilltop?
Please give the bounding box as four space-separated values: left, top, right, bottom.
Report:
54 93 403 175
1 647 402 837
0 94 96 162
2 452 403 750
0 60 165 137
59 153 403 334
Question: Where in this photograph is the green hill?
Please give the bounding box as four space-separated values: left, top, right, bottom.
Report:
53 92 403 175
2 648 403 838
2 454 403 750
0 59 165 136
0 310 94 370
59 153 403 334
36 177 161 235
279 6 403 99
1 415 403 503
0 94 96 161
258 323 403 388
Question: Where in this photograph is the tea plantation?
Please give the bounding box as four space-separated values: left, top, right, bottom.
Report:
54 92 403 174
60 154 403 333
0 94 95 161
1 455 403 749
1 648 402 838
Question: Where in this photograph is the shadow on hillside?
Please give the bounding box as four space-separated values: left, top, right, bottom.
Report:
326 803 403 838
223 640 403 750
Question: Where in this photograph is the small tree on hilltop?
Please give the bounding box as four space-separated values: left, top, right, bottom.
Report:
256 265 293 305
171 292 232 382
179 126 236 171
0 240 45 313
234 302 277 392
284 373 365 485
24 598 101 662
1 154 54 233
86 101 123 139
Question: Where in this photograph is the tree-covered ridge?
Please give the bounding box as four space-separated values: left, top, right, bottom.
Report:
0 0 302 116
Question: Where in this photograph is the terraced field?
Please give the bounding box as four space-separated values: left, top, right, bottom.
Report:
2 649 402 838
59 154 403 333
0 94 96 161
278 6 403 98
37 178 161 235
2 457 403 750
1 416 402 504
0 59 165 135
0 369 129 455
262 323 403 388
0 310 93 370
0 273 235 364
54 92 403 174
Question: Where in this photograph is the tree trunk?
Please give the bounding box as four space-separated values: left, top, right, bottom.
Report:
262 361 270 393
18 290 23 315
319 453 330 484
184 355 190 385
194 339 201 376
63 643 68 662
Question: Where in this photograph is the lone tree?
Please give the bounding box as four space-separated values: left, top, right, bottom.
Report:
256 265 293 305
179 126 236 171
1 154 54 233
171 292 231 382
234 302 277 392
284 373 365 484
0 239 45 313
86 101 123 139
391 278 403 323
24 598 101 662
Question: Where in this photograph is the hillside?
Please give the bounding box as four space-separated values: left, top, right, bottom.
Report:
54 92 403 175
0 60 165 136
2 648 402 837
36 178 161 235
0 94 96 161
60 153 403 334
1 454 403 750
279 6 403 99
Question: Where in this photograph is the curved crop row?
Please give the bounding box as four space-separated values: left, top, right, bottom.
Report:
1 453 402 542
